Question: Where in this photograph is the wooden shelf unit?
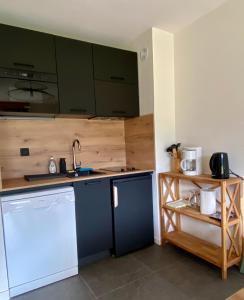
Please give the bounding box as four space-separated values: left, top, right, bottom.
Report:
159 172 243 280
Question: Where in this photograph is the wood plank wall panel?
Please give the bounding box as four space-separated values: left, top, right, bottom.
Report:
0 118 126 179
124 114 155 170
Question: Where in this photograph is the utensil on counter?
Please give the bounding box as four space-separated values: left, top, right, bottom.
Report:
166 143 181 157
166 143 181 172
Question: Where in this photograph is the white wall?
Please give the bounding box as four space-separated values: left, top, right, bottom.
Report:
132 28 175 244
152 28 175 174
152 28 175 244
174 0 244 243
131 30 154 116
175 0 244 174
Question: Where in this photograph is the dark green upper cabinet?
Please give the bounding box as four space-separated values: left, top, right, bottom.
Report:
93 45 138 84
93 45 139 117
55 37 95 116
0 23 139 118
0 24 56 73
95 81 139 117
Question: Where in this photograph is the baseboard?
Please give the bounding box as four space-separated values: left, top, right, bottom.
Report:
78 250 111 267
154 236 161 245
9 267 78 297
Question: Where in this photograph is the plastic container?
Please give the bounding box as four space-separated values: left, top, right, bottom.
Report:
48 157 57 174
200 189 216 215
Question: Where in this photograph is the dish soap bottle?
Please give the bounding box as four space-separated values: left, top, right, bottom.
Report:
48 157 57 174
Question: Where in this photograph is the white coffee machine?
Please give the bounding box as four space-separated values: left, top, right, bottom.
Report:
180 147 202 176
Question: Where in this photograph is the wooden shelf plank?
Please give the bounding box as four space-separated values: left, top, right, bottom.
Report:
165 231 222 267
160 172 240 185
163 204 221 227
227 256 241 268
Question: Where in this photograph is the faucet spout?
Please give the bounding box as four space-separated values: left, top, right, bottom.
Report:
72 139 81 170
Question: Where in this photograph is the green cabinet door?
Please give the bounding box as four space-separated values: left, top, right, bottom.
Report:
55 37 95 116
0 24 56 73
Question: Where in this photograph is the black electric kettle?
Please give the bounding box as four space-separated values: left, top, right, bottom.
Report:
209 152 229 179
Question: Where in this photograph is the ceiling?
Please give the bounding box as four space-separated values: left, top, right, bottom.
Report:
0 0 227 48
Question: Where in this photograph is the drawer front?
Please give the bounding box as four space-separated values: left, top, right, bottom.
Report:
0 24 56 73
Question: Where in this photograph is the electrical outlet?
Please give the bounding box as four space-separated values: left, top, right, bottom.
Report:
20 148 30 156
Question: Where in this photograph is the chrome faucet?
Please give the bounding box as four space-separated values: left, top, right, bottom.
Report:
72 139 81 170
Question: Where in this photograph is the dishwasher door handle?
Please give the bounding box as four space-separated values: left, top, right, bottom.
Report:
113 186 119 208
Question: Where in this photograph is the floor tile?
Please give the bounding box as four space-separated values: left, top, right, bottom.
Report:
156 257 217 298
15 275 95 300
98 272 191 300
80 254 152 297
12 245 244 300
192 270 244 300
156 249 244 300
131 243 190 272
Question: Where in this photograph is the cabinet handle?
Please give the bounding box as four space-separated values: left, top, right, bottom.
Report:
113 186 118 208
69 108 87 113
112 110 126 114
110 76 125 81
14 62 35 69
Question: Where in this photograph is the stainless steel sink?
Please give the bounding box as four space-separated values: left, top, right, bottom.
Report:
24 173 67 181
24 170 105 181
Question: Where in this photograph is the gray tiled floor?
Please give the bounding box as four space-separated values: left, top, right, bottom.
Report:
15 244 244 300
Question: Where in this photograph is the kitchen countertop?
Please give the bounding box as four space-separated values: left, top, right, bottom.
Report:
0 169 154 193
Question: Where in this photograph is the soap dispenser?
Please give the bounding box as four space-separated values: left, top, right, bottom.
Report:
48 157 57 174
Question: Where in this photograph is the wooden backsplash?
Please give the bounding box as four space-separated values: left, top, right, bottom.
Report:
0 118 126 179
0 114 154 179
125 114 155 170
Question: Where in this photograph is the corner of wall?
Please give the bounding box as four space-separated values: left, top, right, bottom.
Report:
152 27 176 173
130 29 154 116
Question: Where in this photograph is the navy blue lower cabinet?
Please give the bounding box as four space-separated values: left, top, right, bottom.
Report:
112 174 154 256
74 179 113 266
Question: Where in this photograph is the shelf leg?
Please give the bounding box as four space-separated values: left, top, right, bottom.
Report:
175 178 181 231
221 182 227 280
159 175 166 245
239 182 243 262
221 269 227 280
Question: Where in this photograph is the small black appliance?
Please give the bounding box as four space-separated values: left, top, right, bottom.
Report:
209 152 229 179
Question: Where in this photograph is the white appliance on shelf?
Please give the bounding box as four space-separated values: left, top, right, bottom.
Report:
180 146 202 176
1 187 78 297
0 204 9 300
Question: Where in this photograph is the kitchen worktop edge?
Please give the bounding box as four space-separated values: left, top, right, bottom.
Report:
0 169 154 193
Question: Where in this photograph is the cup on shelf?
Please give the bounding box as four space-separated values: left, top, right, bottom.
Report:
189 190 200 208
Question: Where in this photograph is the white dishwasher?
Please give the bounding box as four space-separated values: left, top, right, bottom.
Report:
1 187 78 297
0 203 9 300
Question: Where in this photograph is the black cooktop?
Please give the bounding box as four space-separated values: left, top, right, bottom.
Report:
99 167 138 173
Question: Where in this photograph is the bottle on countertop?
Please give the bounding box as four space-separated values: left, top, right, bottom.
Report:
48 157 57 174
59 158 67 174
